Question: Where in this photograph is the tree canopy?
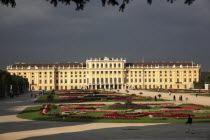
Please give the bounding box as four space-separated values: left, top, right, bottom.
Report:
0 70 29 97
1 0 197 12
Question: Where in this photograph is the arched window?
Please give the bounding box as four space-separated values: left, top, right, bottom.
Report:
118 63 121 68
114 63 116 68
97 64 99 68
110 64 112 68
92 64 95 68
101 64 103 68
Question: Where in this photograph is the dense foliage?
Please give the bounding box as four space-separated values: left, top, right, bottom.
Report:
0 0 197 9
0 70 29 97
194 72 210 89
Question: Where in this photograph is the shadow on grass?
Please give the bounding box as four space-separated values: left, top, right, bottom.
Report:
34 96 170 104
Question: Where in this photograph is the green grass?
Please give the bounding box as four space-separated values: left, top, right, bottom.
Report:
34 95 169 103
17 106 210 123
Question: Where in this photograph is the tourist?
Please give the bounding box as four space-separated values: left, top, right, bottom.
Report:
186 97 188 103
31 93 33 98
173 95 176 101
155 96 157 101
185 115 193 133
34 93 37 98
180 95 183 101
169 92 171 96
196 94 198 97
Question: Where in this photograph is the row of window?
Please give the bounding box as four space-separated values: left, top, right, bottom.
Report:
14 69 198 76
126 78 196 83
88 63 122 68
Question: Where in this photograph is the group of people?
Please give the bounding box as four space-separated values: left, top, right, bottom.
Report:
30 90 45 98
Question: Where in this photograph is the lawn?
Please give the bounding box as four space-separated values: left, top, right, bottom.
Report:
34 90 169 103
17 103 210 123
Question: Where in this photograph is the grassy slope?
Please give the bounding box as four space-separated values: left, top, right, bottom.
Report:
17 105 210 123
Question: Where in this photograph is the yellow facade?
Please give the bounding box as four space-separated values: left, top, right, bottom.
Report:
6 57 201 90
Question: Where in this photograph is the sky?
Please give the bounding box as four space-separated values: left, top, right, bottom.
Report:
0 0 210 70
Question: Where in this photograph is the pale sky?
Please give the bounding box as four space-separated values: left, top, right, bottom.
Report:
0 0 210 70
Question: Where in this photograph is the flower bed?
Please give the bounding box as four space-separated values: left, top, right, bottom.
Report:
109 104 150 109
40 105 50 115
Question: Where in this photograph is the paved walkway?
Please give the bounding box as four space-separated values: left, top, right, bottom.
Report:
117 89 210 106
0 91 210 140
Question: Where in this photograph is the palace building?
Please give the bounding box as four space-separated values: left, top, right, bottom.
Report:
6 57 201 91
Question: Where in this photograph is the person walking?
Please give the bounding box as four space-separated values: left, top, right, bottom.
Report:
185 115 193 133
173 95 176 101
154 96 157 101
31 93 33 98
196 94 198 97
186 97 188 103
169 92 171 96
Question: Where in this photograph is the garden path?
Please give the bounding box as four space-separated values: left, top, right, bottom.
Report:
116 89 210 106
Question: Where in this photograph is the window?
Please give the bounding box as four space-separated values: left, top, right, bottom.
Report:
119 78 121 83
45 80 47 84
39 80 42 84
50 80 52 84
160 78 162 82
113 63 116 68
65 79 67 83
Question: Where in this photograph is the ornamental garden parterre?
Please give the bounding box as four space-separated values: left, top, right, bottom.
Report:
18 90 210 123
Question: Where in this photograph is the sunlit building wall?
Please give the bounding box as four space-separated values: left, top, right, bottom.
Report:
7 57 201 90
